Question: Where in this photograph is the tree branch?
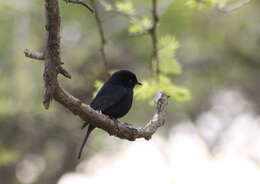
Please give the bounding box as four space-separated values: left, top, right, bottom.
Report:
217 0 251 13
25 0 169 141
43 0 72 109
64 0 94 13
149 0 160 79
55 88 169 141
24 49 45 60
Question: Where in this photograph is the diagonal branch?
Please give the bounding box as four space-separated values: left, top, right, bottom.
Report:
217 0 252 13
25 0 169 141
90 0 110 76
64 0 94 13
67 0 110 75
55 88 169 141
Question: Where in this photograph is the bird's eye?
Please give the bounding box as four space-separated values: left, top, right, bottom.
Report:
129 79 133 83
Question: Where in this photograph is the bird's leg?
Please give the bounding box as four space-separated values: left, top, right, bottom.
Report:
81 123 88 129
107 118 119 136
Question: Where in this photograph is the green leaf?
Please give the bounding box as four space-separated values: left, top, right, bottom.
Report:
128 20 144 34
128 18 152 34
141 17 152 30
158 35 181 74
135 75 190 103
160 57 182 74
159 36 179 51
116 1 135 15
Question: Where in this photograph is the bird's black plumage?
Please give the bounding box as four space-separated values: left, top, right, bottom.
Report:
78 70 141 159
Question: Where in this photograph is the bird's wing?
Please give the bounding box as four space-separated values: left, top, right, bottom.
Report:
78 85 127 159
90 84 127 112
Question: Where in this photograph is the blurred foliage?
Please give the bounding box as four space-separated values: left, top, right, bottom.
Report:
157 35 181 74
128 17 152 34
96 0 190 102
186 0 215 10
186 0 250 10
0 0 260 183
0 148 20 166
116 1 136 15
135 75 190 102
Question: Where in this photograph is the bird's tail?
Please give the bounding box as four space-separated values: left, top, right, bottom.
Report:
78 123 96 159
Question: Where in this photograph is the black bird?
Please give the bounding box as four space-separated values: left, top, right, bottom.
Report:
78 70 142 159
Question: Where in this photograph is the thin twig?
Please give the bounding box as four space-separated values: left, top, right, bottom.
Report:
24 49 45 60
149 0 160 79
63 0 109 75
90 0 110 76
217 0 251 13
64 0 94 13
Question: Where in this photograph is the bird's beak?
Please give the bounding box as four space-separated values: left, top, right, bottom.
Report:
137 81 142 85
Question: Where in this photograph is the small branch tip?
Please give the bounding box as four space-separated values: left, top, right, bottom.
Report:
24 49 45 60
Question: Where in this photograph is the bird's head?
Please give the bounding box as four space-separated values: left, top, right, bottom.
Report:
109 70 142 88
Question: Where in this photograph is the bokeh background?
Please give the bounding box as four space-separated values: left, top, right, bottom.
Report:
1 0 260 184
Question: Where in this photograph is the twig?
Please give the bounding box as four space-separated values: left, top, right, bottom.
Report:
24 47 71 80
24 49 45 60
149 0 160 79
25 0 169 141
217 0 251 13
64 0 109 75
64 0 94 13
90 0 110 76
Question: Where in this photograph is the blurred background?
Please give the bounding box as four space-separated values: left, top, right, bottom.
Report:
1 0 260 184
